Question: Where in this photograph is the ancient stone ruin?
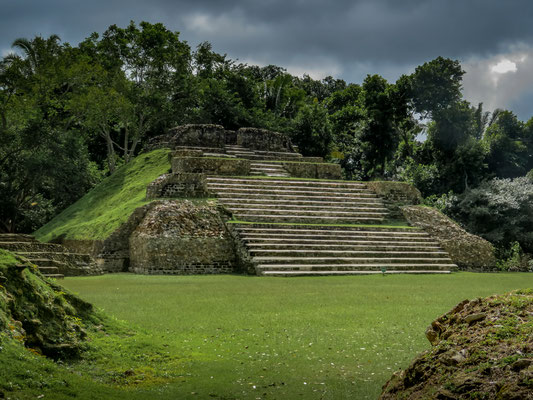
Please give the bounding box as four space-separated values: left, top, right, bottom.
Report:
60 124 493 276
6 124 495 277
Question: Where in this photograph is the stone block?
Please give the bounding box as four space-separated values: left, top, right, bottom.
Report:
167 124 227 148
146 173 208 199
171 157 250 175
237 127 294 152
282 162 342 179
129 200 236 275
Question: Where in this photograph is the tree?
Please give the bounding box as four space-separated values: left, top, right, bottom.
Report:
409 56 464 117
290 101 333 157
483 110 528 178
94 21 193 148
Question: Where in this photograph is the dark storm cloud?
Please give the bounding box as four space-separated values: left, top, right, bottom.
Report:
1 0 532 118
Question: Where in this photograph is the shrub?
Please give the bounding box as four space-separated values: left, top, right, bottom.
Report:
445 177 533 254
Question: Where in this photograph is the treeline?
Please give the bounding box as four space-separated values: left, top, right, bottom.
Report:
1 21 532 261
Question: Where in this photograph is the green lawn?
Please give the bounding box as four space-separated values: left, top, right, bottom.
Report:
46 273 532 400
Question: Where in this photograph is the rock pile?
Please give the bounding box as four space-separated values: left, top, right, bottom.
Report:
380 289 533 399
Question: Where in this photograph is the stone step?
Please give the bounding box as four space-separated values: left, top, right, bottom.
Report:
253 257 454 264
246 243 441 250
250 250 450 258
0 241 64 252
235 226 427 235
203 152 236 158
38 266 60 274
16 251 93 265
206 177 367 189
262 270 452 276
252 150 302 157
208 182 371 193
208 186 379 197
234 214 385 224
256 263 456 270
216 193 382 203
42 273 65 279
0 234 37 243
221 202 388 212
249 167 286 173
240 236 436 245
240 154 303 161
219 197 384 207
251 162 289 167
227 207 388 218
250 172 290 177
24 258 68 268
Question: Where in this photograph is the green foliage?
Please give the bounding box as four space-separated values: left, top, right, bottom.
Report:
290 101 333 157
34 149 170 241
496 241 532 272
408 56 464 117
444 177 533 254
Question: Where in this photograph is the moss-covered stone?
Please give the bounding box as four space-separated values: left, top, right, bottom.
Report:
402 205 497 270
380 290 533 400
129 200 235 274
0 249 98 360
171 157 250 175
281 162 342 179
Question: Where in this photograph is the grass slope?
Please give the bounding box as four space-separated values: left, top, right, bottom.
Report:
34 149 171 242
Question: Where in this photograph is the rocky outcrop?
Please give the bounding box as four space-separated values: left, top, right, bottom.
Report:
380 289 533 400
0 249 98 359
402 205 497 270
129 200 235 274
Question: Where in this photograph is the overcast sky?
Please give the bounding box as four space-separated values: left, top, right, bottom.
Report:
1 0 532 120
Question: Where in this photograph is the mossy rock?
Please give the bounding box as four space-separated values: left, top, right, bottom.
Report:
380 289 533 399
0 249 99 360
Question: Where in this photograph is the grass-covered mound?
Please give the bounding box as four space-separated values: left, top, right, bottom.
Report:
0 249 98 359
380 289 533 399
0 249 188 399
34 149 171 242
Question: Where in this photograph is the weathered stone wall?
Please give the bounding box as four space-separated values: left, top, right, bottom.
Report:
367 181 422 218
129 200 236 274
401 205 497 270
237 127 294 152
146 173 208 199
60 239 104 257
97 203 157 272
226 223 256 274
171 157 250 175
281 162 342 179
167 124 227 148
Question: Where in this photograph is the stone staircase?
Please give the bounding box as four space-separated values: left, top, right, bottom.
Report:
205 177 457 276
0 234 100 278
207 177 389 224
234 225 455 276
